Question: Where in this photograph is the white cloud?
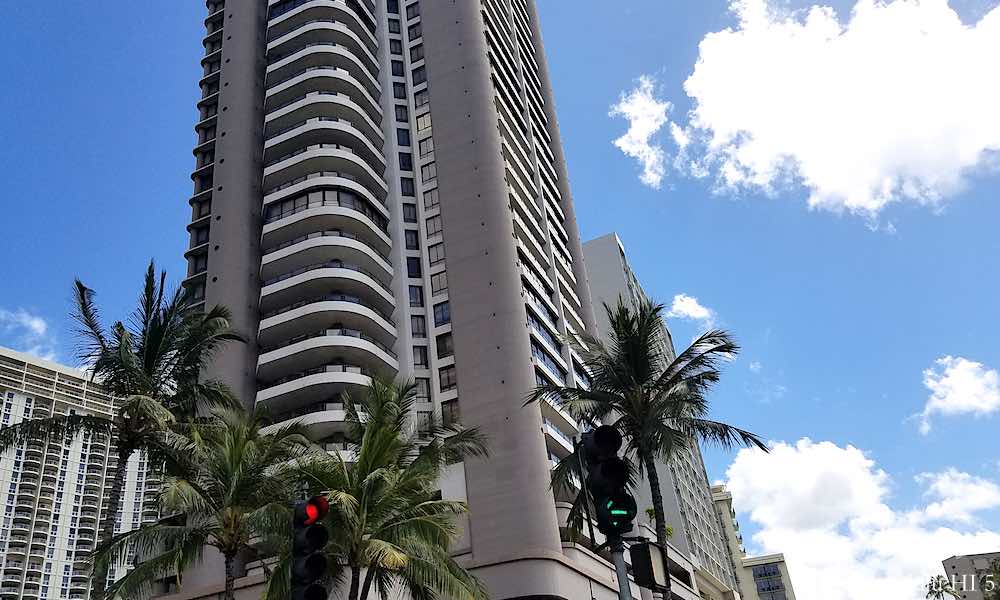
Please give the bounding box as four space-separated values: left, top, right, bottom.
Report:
726 439 1000 600
0 308 58 362
749 360 763 373
664 293 716 329
610 76 672 189
918 356 1000 434
673 0 1000 216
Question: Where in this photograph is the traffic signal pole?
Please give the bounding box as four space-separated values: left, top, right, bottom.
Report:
610 535 632 600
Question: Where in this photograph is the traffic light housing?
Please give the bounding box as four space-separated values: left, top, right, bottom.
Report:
292 496 329 600
582 425 636 537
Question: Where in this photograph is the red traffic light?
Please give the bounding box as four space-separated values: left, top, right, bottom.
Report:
296 495 329 526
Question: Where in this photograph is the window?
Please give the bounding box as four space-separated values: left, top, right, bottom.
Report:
415 89 430 107
395 104 409 122
393 82 407 99
428 243 445 266
391 60 405 77
430 271 447 295
439 365 457 392
388 0 399 13
413 346 428 368
421 162 437 182
426 215 442 236
433 301 451 326
390 39 403 55
410 43 424 62
423 188 439 209
405 229 420 250
412 66 427 85
403 203 418 223
416 113 432 131
408 22 422 39
409 285 424 307
419 136 434 157
399 152 413 171
400 177 415 196
388 19 401 34
406 3 420 19
415 377 431 399
406 257 422 278
411 315 427 338
436 333 454 358
397 128 411 146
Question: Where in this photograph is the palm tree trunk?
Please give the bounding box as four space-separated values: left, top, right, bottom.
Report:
224 553 236 600
348 565 361 600
642 451 669 547
90 446 132 600
359 567 376 599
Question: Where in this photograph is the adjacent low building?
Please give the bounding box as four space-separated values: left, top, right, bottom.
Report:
713 484 797 600
942 552 1000 600
0 347 157 600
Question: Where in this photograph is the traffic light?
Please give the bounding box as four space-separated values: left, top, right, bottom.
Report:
582 425 637 537
292 496 329 600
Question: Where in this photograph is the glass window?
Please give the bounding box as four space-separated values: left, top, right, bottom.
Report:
409 285 424 307
408 22 422 40
416 113 432 131
395 104 409 122
413 346 428 368
421 162 437 182
410 43 424 62
442 400 459 426
406 257 422 278
388 19 401 34
403 203 418 223
405 229 420 250
397 128 411 146
426 215 442 236
411 315 427 338
419 136 434 157
433 301 451 326
388 0 399 13
390 39 403 55
401 177 415 196
393 82 407 99
430 271 447 295
391 60 405 77
406 3 420 19
415 377 431 399
439 365 457 392
428 243 445 266
415 89 430 107
436 333 454 358
423 188 439 209
412 66 427 85
399 152 413 171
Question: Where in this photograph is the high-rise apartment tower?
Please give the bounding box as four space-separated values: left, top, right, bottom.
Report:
176 1 642 598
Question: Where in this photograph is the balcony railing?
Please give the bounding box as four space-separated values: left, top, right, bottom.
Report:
261 292 394 323
264 229 388 260
261 327 396 358
262 260 391 293
260 364 369 391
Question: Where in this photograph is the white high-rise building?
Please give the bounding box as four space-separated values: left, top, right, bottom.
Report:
0 347 157 600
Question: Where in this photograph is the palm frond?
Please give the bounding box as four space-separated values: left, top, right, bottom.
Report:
0 414 113 452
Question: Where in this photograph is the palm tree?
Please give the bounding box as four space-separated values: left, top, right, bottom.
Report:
526 299 767 548
0 262 242 598
265 376 491 600
90 406 315 600
925 574 960 599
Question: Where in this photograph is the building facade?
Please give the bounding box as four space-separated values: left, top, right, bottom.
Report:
583 232 741 599
942 552 1000 600
0 347 157 600
171 1 676 599
713 485 797 600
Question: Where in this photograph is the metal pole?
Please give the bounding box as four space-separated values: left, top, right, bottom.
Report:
611 536 632 600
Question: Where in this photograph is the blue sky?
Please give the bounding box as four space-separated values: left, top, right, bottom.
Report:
1 2 998 597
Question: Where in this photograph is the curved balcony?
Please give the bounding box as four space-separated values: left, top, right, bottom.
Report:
266 92 382 148
265 66 380 121
257 364 371 415
261 230 390 284
268 19 378 77
263 184 390 254
265 117 385 174
260 260 395 316
267 44 379 98
263 143 386 202
259 293 395 349
267 0 376 51
258 327 398 381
